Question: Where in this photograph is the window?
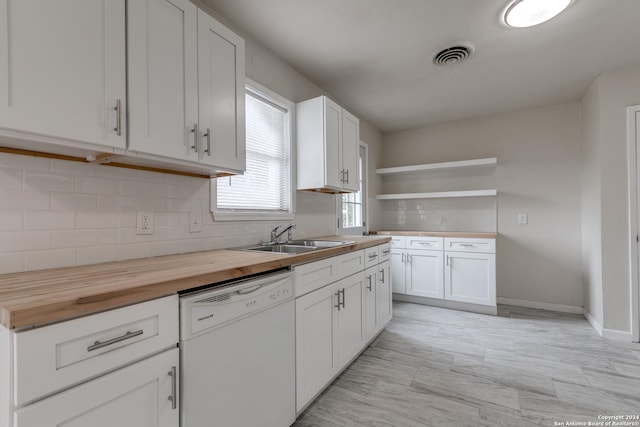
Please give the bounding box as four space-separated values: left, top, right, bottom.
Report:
338 143 367 235
212 80 294 220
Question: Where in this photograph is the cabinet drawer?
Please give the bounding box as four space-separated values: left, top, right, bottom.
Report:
13 295 178 405
407 236 443 250
378 243 392 262
444 237 496 254
295 256 337 297
364 246 380 268
390 236 406 248
335 249 365 280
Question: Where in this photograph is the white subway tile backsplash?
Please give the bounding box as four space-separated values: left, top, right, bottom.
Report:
0 168 23 189
24 211 75 230
0 253 25 274
0 153 335 274
76 211 118 229
0 153 49 171
76 246 117 266
52 230 97 248
115 243 151 261
51 192 97 211
0 212 23 231
0 231 51 252
51 159 97 177
24 172 74 192
0 189 50 211
25 249 76 271
76 176 117 195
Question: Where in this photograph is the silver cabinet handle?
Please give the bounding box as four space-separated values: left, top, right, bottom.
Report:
368 252 378 260
203 128 211 156
87 329 143 352
460 243 475 247
334 290 341 311
418 242 432 246
380 268 385 283
340 169 346 183
383 249 390 255
446 255 450 266
168 366 177 410
367 275 372 291
114 99 122 136
337 288 345 309
407 253 411 264
190 123 199 151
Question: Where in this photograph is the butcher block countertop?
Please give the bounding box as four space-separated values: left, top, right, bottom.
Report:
0 235 390 330
371 230 497 239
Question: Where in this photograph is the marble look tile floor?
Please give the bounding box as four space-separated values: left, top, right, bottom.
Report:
293 302 640 426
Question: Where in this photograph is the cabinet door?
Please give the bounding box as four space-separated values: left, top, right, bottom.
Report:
128 0 199 162
377 260 392 329
391 249 406 294
336 273 364 366
363 267 378 342
341 109 359 192
0 0 126 149
197 10 245 172
445 252 496 306
15 349 179 427
324 97 342 189
295 284 338 412
406 249 444 299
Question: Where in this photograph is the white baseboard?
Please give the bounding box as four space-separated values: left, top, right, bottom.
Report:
582 308 633 341
603 328 633 341
583 308 604 336
497 297 583 314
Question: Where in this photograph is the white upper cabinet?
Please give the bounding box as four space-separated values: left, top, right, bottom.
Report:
197 10 245 173
128 1 245 174
297 96 360 193
127 0 199 162
0 0 126 150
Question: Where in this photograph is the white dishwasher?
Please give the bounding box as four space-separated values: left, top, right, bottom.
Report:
179 270 296 427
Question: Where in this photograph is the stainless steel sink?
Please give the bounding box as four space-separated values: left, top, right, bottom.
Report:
234 239 356 254
242 244 318 254
286 240 356 248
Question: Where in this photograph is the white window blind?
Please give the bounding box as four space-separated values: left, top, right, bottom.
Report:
216 87 291 214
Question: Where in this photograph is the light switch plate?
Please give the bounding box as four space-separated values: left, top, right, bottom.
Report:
518 213 528 225
189 210 202 233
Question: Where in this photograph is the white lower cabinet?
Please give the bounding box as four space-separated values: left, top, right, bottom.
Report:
15 348 179 427
445 251 496 306
295 243 391 413
2 295 179 427
391 235 496 311
406 249 444 299
295 282 339 411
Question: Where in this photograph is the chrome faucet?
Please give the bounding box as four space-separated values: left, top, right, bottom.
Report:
270 223 296 243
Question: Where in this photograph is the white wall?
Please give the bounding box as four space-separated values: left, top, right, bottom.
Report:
581 66 640 333
379 103 584 309
581 78 604 327
0 4 382 275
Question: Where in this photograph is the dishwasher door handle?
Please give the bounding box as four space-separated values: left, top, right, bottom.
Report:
237 284 263 295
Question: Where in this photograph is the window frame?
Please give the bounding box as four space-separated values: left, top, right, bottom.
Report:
337 141 368 235
210 79 296 221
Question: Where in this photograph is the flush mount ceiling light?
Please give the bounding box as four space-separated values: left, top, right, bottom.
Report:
504 0 572 28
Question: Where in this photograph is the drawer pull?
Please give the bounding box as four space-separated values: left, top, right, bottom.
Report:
368 253 378 259
460 244 475 247
87 329 144 352
382 249 390 255
418 242 432 246
168 366 177 410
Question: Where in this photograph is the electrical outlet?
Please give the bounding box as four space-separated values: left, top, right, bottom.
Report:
189 210 202 233
518 213 528 225
136 210 154 235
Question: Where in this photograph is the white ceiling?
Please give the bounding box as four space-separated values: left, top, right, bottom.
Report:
202 0 640 132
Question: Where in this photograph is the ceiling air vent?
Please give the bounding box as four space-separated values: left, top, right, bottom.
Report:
432 42 476 66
